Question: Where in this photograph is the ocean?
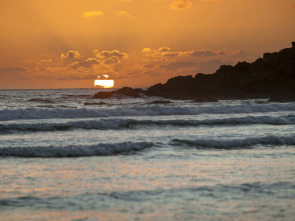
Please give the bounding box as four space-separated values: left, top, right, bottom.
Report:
0 88 294 221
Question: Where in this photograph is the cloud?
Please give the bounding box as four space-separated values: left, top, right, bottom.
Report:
158 47 172 52
232 49 249 57
58 73 97 81
142 47 225 58
60 50 80 59
0 67 26 75
160 61 196 70
96 50 128 59
35 67 47 71
218 51 226 56
143 63 156 69
190 49 226 56
141 48 153 53
82 10 103 17
163 52 180 57
170 0 192 10
116 11 136 19
103 56 121 64
142 47 177 57
68 58 100 69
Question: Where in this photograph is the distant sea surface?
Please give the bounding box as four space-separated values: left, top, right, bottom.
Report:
0 88 295 221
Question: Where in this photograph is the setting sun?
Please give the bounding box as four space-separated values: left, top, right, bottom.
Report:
94 79 115 88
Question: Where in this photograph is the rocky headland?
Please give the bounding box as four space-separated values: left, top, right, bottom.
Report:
93 42 295 102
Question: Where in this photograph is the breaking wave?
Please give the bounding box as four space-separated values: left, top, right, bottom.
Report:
170 136 295 149
0 115 295 133
0 142 153 158
1 102 295 121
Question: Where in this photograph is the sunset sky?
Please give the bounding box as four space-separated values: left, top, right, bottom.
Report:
0 0 295 89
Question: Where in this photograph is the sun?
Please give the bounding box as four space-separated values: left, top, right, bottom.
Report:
94 75 115 88
94 79 115 88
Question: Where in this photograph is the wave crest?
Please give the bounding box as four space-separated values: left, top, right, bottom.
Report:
0 142 153 158
1 102 295 121
1 115 294 133
170 136 295 149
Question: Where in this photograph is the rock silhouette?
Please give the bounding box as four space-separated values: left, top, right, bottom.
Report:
93 87 144 99
94 42 295 102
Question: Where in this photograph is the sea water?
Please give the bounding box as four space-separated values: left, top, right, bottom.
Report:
0 89 294 220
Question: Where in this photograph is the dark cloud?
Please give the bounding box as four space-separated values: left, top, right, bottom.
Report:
218 50 226 56
143 47 225 58
158 47 172 53
160 61 196 70
142 47 174 57
60 50 80 59
104 56 120 65
0 67 26 75
163 52 180 57
96 50 127 59
190 50 225 57
68 58 100 69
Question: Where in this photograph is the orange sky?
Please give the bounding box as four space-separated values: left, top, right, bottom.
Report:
0 0 294 89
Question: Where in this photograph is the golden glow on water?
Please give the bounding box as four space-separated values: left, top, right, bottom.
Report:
1 148 295 220
94 80 115 88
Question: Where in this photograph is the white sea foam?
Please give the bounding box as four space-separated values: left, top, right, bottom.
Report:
0 142 153 158
0 115 294 133
170 136 295 149
0 102 295 121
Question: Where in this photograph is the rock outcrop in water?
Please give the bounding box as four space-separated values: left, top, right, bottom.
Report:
93 87 144 99
94 42 295 102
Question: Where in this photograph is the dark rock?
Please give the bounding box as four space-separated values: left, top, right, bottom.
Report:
145 83 165 97
93 92 113 99
93 87 143 99
115 87 143 98
146 42 295 100
234 62 251 72
268 89 295 103
146 75 197 99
